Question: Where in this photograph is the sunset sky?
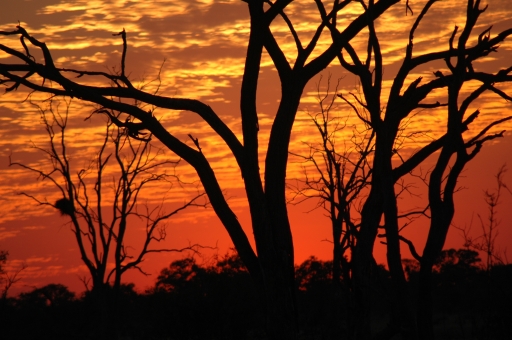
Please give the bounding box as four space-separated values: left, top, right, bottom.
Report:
1 0 512 296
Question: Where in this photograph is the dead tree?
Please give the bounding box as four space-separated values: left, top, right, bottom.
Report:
416 2 512 336
459 165 511 270
0 2 400 338
289 75 373 333
0 251 27 299
328 0 512 338
9 99 206 295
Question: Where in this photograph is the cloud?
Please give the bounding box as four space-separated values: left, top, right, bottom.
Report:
64 264 90 274
0 227 20 241
25 256 54 264
23 226 47 231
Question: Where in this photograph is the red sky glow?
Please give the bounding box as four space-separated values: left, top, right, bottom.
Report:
1 0 512 296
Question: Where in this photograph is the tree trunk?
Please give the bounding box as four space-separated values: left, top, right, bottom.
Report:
417 260 435 340
261 252 298 339
258 84 304 339
353 129 419 339
417 132 464 339
381 139 418 340
352 130 389 339
89 282 113 340
352 188 381 340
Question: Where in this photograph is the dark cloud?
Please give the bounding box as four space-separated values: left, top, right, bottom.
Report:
132 2 247 36
0 0 63 28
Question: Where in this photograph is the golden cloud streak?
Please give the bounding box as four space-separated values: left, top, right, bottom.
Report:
1 0 512 230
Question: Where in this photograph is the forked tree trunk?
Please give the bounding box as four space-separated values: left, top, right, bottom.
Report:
354 129 420 340
352 189 381 340
418 136 467 339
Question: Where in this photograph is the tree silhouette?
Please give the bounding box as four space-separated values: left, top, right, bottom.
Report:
334 1 512 337
289 76 373 289
151 251 260 339
1 1 512 338
413 4 512 337
459 165 511 270
9 99 206 299
0 251 26 299
289 76 374 335
0 2 400 337
18 283 76 308
403 249 512 339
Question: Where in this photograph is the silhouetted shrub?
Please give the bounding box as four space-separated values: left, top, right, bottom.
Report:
4 250 510 339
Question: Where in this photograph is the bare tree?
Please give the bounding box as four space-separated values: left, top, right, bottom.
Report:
9 99 206 296
0 2 400 338
0 251 27 299
289 75 373 333
459 165 511 270
331 0 512 338
413 4 512 338
1 1 512 338
455 165 511 338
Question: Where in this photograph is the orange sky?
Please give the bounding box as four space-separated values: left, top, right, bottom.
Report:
1 0 512 296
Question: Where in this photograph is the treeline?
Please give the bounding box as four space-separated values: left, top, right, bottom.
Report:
1 249 511 340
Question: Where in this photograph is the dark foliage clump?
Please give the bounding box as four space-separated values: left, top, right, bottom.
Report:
55 198 74 216
403 249 512 339
2 249 511 339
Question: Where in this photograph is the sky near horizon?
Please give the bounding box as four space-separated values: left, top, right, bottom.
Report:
1 0 512 296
